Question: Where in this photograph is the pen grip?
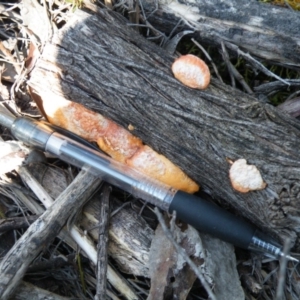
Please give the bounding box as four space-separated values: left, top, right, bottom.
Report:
169 191 256 249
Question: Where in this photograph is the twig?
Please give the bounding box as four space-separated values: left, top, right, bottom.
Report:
18 166 56 209
254 79 300 96
70 226 138 300
223 41 290 86
0 184 35 218
275 238 292 300
27 253 77 273
85 272 122 300
220 42 235 88
40 0 54 39
192 38 223 83
154 208 216 300
110 201 132 217
95 184 111 300
164 29 194 54
220 41 253 94
127 279 149 297
10 186 45 215
161 18 184 50
238 265 262 296
0 41 22 75
0 214 39 233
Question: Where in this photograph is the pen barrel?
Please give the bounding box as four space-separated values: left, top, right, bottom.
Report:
11 117 53 150
46 133 176 210
169 191 256 249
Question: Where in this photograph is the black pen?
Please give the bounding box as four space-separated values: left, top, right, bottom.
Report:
0 105 298 262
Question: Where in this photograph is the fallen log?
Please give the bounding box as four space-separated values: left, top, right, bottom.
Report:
138 0 300 68
28 8 300 249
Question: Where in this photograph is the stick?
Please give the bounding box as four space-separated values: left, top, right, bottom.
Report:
223 41 290 87
220 41 253 94
0 215 39 233
191 38 223 83
26 253 77 273
95 184 111 300
275 238 292 300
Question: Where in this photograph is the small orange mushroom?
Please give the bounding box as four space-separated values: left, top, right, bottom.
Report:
171 54 210 89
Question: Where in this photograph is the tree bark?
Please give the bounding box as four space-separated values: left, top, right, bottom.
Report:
28 8 300 248
139 0 300 68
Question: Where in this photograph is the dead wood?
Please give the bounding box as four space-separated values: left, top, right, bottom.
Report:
137 0 300 68
95 184 110 300
82 196 153 277
28 8 300 250
26 161 153 278
0 168 101 300
18 165 138 300
0 214 39 233
13 281 72 300
26 253 77 273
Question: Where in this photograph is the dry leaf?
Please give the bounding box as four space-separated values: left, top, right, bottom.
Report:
148 221 209 300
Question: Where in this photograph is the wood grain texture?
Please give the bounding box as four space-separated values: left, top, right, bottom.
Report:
29 9 300 248
95 185 110 300
82 196 153 277
141 0 300 67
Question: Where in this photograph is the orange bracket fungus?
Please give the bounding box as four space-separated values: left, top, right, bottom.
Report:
31 91 200 194
229 159 267 193
171 54 210 89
